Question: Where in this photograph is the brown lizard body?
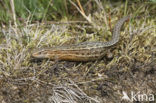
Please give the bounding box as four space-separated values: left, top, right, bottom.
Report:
32 16 130 61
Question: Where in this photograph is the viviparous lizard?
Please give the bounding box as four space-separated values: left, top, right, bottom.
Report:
32 16 130 61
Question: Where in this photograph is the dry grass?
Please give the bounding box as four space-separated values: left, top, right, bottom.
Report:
0 1 156 103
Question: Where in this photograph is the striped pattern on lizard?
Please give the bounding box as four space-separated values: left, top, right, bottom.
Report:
32 16 130 61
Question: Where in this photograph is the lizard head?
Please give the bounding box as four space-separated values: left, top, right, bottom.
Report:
32 49 50 59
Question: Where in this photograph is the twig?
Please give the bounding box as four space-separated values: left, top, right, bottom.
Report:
10 0 17 28
68 0 92 24
76 0 85 15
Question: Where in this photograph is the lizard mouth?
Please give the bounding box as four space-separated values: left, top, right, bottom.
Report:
31 52 44 59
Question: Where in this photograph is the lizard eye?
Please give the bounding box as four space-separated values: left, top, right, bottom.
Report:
37 51 47 55
36 51 44 55
38 51 42 54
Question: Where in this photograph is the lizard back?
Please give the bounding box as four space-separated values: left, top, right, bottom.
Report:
32 16 130 61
